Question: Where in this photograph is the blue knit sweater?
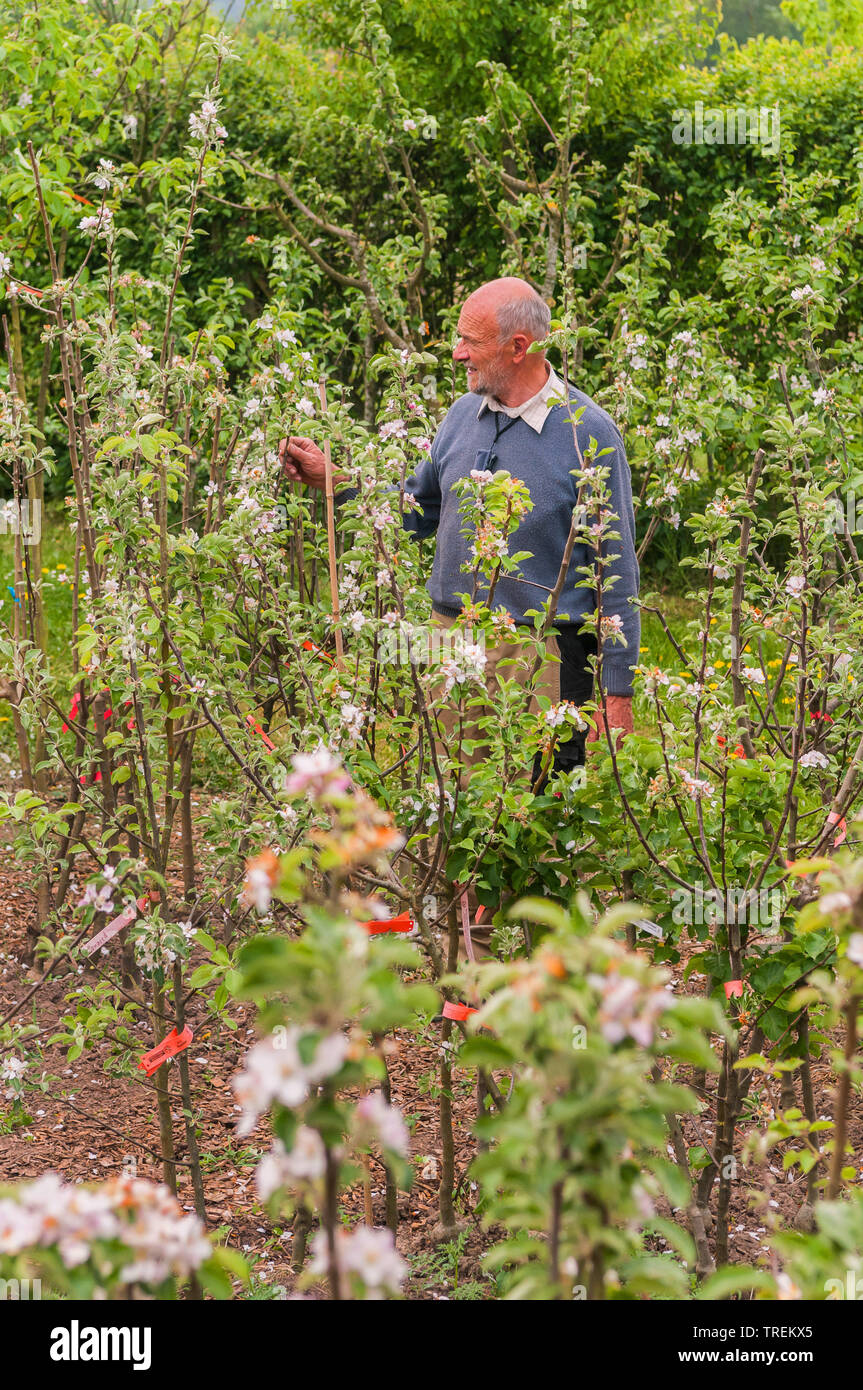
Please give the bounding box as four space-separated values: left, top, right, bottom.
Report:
342 387 640 697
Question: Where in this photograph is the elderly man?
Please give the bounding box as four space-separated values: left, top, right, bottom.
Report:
279 276 639 771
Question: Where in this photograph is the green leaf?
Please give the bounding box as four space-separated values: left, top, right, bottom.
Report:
696 1266 775 1299
458 1036 515 1068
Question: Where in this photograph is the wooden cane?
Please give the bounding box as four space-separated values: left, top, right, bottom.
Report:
318 377 344 662
359 1078 374 1227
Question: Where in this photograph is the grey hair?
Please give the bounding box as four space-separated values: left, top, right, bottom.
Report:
495 292 551 345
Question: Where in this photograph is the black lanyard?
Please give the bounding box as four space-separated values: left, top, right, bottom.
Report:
487 409 520 471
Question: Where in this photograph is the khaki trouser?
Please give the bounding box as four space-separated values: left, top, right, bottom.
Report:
428 610 562 959
429 609 561 786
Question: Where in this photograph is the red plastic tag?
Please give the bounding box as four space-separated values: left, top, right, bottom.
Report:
138 1025 193 1077
245 712 276 751
361 910 415 936
441 1001 478 1021
301 639 335 667
724 979 744 999
61 691 81 733
827 811 847 847
82 890 159 957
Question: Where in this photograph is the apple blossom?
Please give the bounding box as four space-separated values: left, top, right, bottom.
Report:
799 750 829 769
354 1091 409 1156
846 933 863 966
283 747 352 799
309 1225 407 1297
256 1129 327 1199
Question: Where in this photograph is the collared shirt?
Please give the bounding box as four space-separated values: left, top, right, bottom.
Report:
477 363 568 434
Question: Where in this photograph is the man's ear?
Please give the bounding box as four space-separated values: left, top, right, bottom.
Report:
510 332 531 363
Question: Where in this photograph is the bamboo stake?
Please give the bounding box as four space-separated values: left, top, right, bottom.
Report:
357 1077 374 1226
318 378 344 661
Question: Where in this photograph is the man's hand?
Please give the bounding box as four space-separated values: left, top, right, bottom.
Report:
278 435 335 490
586 694 633 751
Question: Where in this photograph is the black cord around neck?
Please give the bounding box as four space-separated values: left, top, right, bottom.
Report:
487 408 520 470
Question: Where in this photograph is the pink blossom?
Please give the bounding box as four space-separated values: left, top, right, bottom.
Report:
354 1092 409 1156
256 1129 327 1199
283 747 351 799
309 1225 407 1297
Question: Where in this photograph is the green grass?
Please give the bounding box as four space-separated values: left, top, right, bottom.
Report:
0 504 77 754
0 502 77 670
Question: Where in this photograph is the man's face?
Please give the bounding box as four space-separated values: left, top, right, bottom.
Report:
452 298 510 397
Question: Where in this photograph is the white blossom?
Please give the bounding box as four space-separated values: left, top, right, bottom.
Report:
256 1130 327 1199
379 418 407 441
354 1092 409 1156
799 750 829 769
846 933 863 966
340 702 366 743
309 1226 407 1297
545 701 586 731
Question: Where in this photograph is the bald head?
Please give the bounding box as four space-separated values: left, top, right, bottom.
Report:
454 277 552 406
463 277 551 344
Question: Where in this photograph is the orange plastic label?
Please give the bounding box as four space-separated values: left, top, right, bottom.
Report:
245 713 276 751
441 1001 478 1021
302 639 335 666
361 910 415 936
827 811 847 847
138 1025 193 1077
